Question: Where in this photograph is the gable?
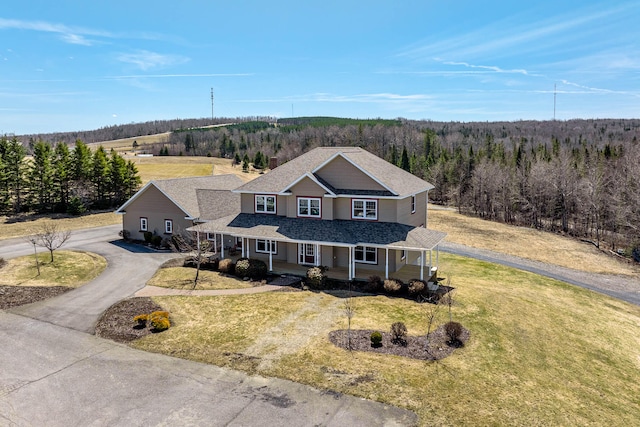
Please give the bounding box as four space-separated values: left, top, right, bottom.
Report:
314 155 387 193
124 184 189 216
286 175 330 197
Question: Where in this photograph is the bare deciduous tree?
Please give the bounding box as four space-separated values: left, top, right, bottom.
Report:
168 224 211 288
33 222 71 263
344 297 356 351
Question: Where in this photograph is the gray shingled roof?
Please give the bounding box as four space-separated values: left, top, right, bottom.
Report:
233 147 434 198
152 174 243 218
190 214 447 250
196 189 241 220
116 174 243 218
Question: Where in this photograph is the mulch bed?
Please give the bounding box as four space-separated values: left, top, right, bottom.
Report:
94 297 166 343
329 326 470 361
0 285 73 310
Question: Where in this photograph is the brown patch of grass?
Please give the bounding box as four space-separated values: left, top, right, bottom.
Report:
146 267 254 291
0 250 106 288
0 212 119 241
129 254 640 426
429 206 638 275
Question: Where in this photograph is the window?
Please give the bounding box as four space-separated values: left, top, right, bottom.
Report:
140 217 148 231
164 219 173 234
297 197 321 218
206 233 216 241
352 199 378 220
354 246 377 264
235 237 243 249
255 195 276 214
411 195 416 214
256 239 277 254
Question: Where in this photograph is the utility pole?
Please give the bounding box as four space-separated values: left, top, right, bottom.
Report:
211 88 219 122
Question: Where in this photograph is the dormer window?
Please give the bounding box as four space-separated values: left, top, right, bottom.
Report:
255 195 276 214
352 199 377 220
298 197 321 218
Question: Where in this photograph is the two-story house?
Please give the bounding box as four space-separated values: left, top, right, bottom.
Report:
190 147 446 281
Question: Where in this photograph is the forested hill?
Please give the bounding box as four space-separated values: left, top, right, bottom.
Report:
10 116 640 258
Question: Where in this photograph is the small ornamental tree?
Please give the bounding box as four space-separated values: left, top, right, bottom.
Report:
33 222 71 262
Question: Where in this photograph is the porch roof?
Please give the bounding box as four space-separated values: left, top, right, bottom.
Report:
188 213 447 251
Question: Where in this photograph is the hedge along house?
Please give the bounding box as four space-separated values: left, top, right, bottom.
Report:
189 147 447 281
115 174 243 247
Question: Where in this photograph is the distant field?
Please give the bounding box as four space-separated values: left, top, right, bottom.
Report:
90 132 171 153
130 155 260 183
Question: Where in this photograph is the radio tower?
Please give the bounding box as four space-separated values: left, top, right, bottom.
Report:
210 88 214 122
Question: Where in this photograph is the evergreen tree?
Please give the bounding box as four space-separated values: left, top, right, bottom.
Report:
91 146 110 206
2 137 26 213
53 142 72 210
27 141 55 212
400 146 410 172
72 140 92 181
109 149 128 205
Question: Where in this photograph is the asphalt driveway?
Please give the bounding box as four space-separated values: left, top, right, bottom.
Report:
0 225 417 426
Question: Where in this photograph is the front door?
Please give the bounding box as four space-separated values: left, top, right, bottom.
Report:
298 243 318 265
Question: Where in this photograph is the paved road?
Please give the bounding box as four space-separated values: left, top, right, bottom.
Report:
0 226 417 426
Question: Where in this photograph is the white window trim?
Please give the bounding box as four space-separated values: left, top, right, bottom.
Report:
255 194 276 214
256 239 277 254
354 245 377 264
411 195 416 214
140 217 148 231
164 219 173 234
351 199 378 220
297 197 321 218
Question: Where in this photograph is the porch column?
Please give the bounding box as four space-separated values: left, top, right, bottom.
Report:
268 239 273 271
348 247 353 280
246 238 250 258
420 250 425 280
315 244 320 266
385 248 389 279
221 234 225 258
436 245 440 267
429 250 433 272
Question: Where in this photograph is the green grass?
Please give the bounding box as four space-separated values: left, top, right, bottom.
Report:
0 250 106 287
146 267 254 291
133 253 640 426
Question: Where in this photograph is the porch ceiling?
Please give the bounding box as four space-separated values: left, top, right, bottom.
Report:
189 213 447 251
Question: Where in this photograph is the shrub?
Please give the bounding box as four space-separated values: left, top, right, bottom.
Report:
235 258 268 280
150 316 171 332
66 196 86 215
390 322 408 345
306 266 327 289
370 331 383 347
218 258 235 274
143 231 153 244
150 311 171 332
201 257 219 271
0 257 6 269
235 258 250 277
151 235 163 247
444 321 463 344
408 279 426 296
383 278 403 294
133 314 148 327
366 275 382 292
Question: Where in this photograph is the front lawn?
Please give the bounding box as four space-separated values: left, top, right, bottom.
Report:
130 253 640 425
145 266 255 291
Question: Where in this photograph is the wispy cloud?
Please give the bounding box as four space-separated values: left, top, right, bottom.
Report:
115 50 189 70
400 2 636 62
106 73 253 79
0 18 111 46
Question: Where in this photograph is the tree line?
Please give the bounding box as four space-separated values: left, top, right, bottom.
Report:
0 137 141 215
14 116 640 257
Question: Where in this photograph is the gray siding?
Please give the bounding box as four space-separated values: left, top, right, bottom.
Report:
122 185 190 241
316 155 387 192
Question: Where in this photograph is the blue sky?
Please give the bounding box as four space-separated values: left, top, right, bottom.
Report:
1 1 639 134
